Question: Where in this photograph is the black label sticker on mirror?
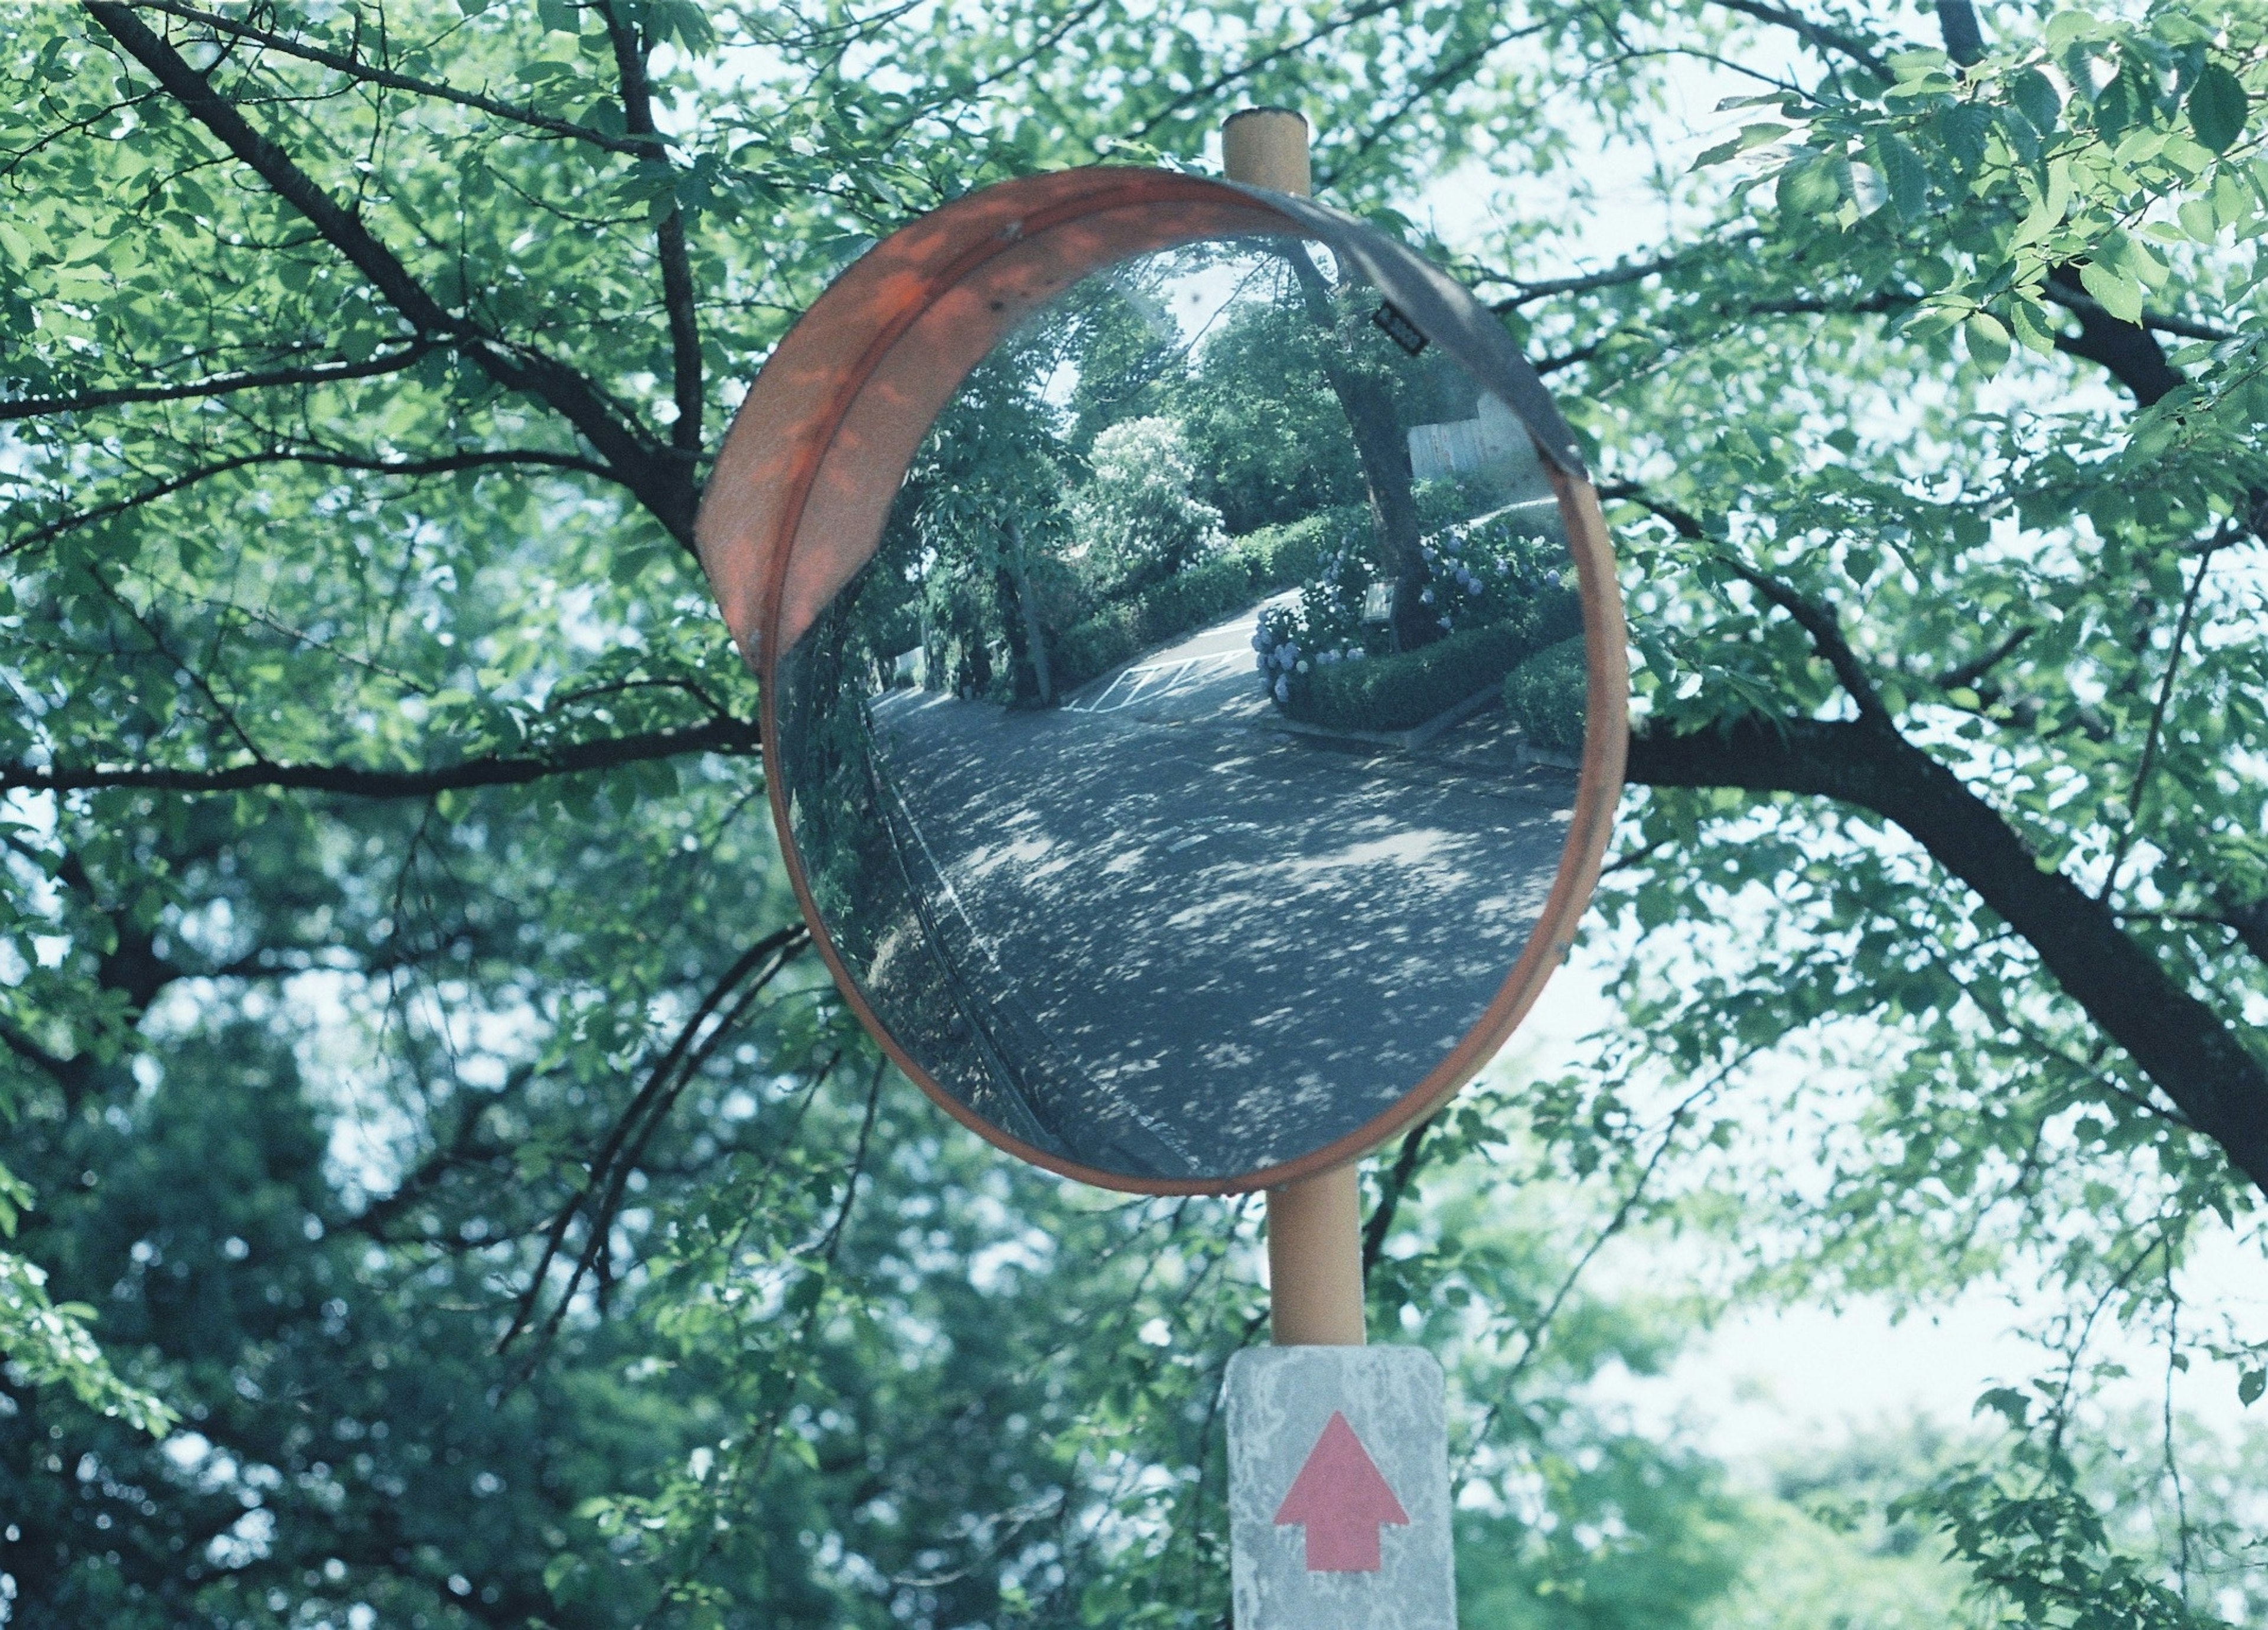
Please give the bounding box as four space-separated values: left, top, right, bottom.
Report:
1370 300 1428 355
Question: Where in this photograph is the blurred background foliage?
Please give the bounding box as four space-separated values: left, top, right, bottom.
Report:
2 1 2266 1626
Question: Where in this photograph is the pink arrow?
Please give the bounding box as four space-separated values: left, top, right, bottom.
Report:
1272 1410 1410 1572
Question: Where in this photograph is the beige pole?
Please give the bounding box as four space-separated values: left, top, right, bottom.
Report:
1221 106 1313 197
1265 1165 1367 1345
1220 104 1367 1348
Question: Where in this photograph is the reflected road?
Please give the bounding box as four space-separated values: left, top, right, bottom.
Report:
865 604 1578 1179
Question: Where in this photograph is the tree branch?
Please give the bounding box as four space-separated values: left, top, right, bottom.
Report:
600 2 702 459
1626 715 2268 1195
1317 18 1554 188
1935 0 1984 65
5 446 613 558
2212 900 2268 968
1123 0 1405 143
1483 239 1759 312
83 2 696 546
1601 485 1894 726
497 924 813 1359
1710 0 1891 77
1936 625 2034 690
0 340 438 423
4 715 762 799
119 0 664 157
1361 1114 1437 1274
0 1019 91 1098
2045 267 2186 406
1729 564 1895 729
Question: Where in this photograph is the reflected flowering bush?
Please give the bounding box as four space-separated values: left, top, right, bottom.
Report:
1254 509 1562 709
1420 510 1563 633
1253 534 1376 701
1253 601 1347 703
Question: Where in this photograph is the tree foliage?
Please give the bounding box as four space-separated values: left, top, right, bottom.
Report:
2 1 2266 1626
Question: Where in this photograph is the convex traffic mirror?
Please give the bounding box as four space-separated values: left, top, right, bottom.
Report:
696 169 1627 1192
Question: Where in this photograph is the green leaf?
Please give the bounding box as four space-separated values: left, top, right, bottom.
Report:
1937 103 1994 171
2012 69 2062 137
1974 1386 2031 1427
2188 62 2249 153
1775 154 1843 217
1692 123 1790 169
1965 311 2012 374
2009 297 2059 355
1873 133 1931 223
2243 1368 2266 1407
2077 260 2144 324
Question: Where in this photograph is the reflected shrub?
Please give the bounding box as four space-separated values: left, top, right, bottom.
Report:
1254 508 1573 699
1050 507 1354 693
1422 509 1568 630
1503 634 1586 752
1068 417 1226 594
1282 621 1537 734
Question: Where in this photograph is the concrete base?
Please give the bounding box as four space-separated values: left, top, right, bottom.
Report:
1226 1345 1456 1629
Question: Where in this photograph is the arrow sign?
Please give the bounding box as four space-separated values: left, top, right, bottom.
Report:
1272 1410 1410 1572
1227 1348 1454 1626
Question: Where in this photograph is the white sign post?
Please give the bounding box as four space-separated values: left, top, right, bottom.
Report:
1225 1346 1458 1629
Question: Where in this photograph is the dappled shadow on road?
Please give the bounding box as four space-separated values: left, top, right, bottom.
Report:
776 595 1578 1184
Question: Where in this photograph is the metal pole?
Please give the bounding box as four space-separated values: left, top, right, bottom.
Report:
1221 104 1367 1348
1265 1165 1367 1345
1221 106 1312 197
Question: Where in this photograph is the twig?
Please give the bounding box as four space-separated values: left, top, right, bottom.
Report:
118 0 664 155
600 2 702 459
0 340 439 422
2100 526 2231 901
4 714 761 799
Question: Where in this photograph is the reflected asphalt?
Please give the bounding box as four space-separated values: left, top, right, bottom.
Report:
868 604 1577 1181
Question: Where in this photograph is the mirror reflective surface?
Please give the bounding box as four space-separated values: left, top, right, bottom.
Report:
771 233 1593 1184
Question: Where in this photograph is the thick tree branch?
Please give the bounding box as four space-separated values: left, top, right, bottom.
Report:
83 2 696 546
1935 0 1985 64
121 0 664 157
2045 268 2186 406
1710 0 1891 77
601 2 702 459
0 341 438 423
2215 901 2268 968
4 716 762 799
0 1020 92 1098
1626 716 2268 1195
